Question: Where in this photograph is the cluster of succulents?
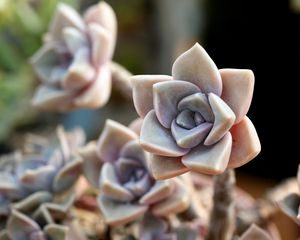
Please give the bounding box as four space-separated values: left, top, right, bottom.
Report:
2 1 296 239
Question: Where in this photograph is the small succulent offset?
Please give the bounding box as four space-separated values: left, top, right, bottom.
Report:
0 127 84 226
132 43 261 179
278 165 300 225
79 120 190 226
31 1 116 111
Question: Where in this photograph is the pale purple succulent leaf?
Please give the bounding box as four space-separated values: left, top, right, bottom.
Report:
124 173 151 197
12 191 53 214
151 178 189 216
100 163 134 201
98 196 148 226
119 140 147 168
128 118 144 135
140 110 189 157
0 173 19 198
7 210 41 240
97 120 137 163
172 43 222 96
140 214 170 240
78 141 102 188
62 27 87 56
30 44 62 85
139 180 174 205
73 64 112 109
228 116 261 168
131 75 172 118
52 157 82 193
239 224 272 240
171 120 212 149
31 85 73 112
153 80 200 128
83 1 117 43
49 3 85 42
278 193 300 225
44 224 68 240
204 93 236 146
62 47 95 91
147 154 188 180
182 132 232 175
88 23 113 65
175 110 196 129
220 69 255 124
178 93 214 122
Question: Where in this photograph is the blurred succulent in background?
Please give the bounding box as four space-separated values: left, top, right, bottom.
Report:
79 120 190 226
0 0 79 141
31 1 117 111
278 165 300 225
0 127 84 226
131 43 261 179
239 224 272 240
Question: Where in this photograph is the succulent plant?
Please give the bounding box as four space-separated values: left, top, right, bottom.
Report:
79 120 190 226
0 127 84 225
238 224 272 240
31 1 116 111
131 43 261 179
278 165 300 225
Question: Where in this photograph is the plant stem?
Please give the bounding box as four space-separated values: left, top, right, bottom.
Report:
206 169 236 240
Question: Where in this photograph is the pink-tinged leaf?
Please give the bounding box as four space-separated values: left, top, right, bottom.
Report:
239 224 272 240
147 154 188 180
278 193 300 225
98 196 148 226
62 48 95 91
44 224 68 240
171 121 212 149
88 23 114 65
220 69 255 124
151 178 189 216
78 141 102 188
100 163 134 201
139 180 174 205
7 210 41 240
97 120 137 163
73 64 112 109
140 110 189 157
228 117 261 168
49 3 85 42
128 118 143 135
131 75 172 118
182 132 232 175
204 93 235 146
172 43 222 96
153 80 200 128
119 140 147 167
52 157 82 193
83 1 117 42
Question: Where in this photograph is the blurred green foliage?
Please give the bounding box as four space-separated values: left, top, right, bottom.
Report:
0 0 78 141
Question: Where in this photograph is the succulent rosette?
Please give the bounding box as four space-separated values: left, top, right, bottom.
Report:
31 1 116 111
79 120 190 226
0 127 84 225
278 165 300 225
131 43 261 179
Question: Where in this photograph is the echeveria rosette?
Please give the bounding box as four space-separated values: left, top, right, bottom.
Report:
31 1 116 111
79 120 190 226
132 43 261 179
278 165 300 225
0 127 84 224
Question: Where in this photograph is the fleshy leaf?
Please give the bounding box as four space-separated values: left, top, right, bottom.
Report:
151 178 189 216
239 224 272 240
220 69 254 124
44 224 68 240
153 80 200 128
97 120 137 163
172 43 222 96
147 154 188 180
140 110 189 157
98 196 148 226
131 75 172 118
204 93 235 146
228 117 261 168
119 140 147 167
182 132 232 175
62 27 87 55
278 193 300 225
100 163 134 201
